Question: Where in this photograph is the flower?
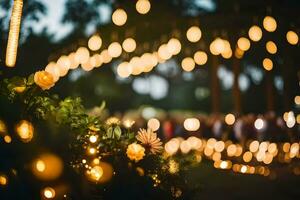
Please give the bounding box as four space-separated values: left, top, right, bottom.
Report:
34 71 55 90
136 129 163 154
105 117 120 126
126 143 145 162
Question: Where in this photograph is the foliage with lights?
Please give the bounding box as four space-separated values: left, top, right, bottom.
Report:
1 0 300 199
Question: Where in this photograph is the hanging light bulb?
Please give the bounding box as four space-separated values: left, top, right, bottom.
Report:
186 26 202 43
136 0 151 15
263 58 273 71
237 37 251 51
88 35 102 51
181 57 195 72
286 31 298 45
108 42 122 58
248 25 262 42
122 38 136 53
112 9 127 26
194 51 207 65
117 62 132 78
266 41 277 54
263 16 277 32
5 0 23 67
167 38 181 55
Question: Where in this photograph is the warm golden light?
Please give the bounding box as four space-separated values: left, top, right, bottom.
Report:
57 55 71 77
295 96 300 105
45 62 60 82
181 57 195 72
286 31 298 45
89 135 97 143
187 136 202 150
227 144 237 157
225 113 235 125
164 138 180 155
237 37 250 51
136 0 151 14
87 165 103 182
186 26 202 43
75 47 90 65
88 35 102 51
210 38 225 55
32 153 63 181
180 140 191 154
243 151 252 162
158 44 172 60
100 49 112 64
0 120 7 133
248 25 262 42
263 58 273 71
4 135 12 143
147 118 160 131
108 42 122 58
117 62 132 78
0 174 8 186
214 141 225 152
266 41 277 54
112 9 127 26
5 0 23 67
43 187 55 199
263 16 277 32
183 118 200 131
194 51 207 65
122 38 136 53
167 38 181 55
16 120 34 143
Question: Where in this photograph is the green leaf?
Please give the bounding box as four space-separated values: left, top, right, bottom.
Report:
114 126 122 139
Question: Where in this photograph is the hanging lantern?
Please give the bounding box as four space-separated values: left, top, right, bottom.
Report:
5 0 23 67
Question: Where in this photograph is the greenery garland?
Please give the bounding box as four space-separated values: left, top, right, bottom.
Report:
0 74 199 199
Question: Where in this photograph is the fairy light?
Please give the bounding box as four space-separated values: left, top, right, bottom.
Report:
108 42 122 58
112 9 127 26
286 31 298 45
266 41 277 54
263 58 273 71
194 51 207 65
237 37 250 51
147 118 160 131
5 0 23 67
43 187 56 199
263 16 277 32
136 0 151 15
186 26 202 43
181 57 195 72
248 25 262 42
183 118 200 131
122 38 136 53
88 35 102 51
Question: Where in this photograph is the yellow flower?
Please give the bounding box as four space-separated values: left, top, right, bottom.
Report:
13 86 26 93
126 143 145 162
136 129 163 154
34 71 55 90
105 117 120 126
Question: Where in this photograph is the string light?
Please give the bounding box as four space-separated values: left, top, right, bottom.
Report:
263 58 273 71
136 0 151 15
181 57 195 72
16 120 34 143
183 118 200 131
286 31 298 45
147 118 160 131
117 62 132 78
237 37 250 51
122 38 136 53
112 9 127 26
263 16 277 32
167 38 181 55
158 44 172 60
75 47 90 64
108 42 122 58
4 135 12 143
186 26 202 43
248 25 262 42
88 35 102 51
57 55 71 77
0 174 8 186
194 51 207 65
43 187 56 199
5 0 23 67
266 41 277 54
225 113 235 125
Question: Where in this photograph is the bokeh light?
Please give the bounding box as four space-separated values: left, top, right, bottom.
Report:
263 16 277 32
136 0 151 15
183 118 200 131
186 26 202 43
181 57 195 72
112 9 127 26
248 25 262 42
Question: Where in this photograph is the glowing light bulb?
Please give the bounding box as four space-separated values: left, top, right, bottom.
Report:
183 118 200 131
194 51 207 65
186 26 202 43
108 42 122 58
112 9 127 26
89 135 97 143
88 35 102 51
263 16 277 32
167 38 181 55
5 0 23 67
147 118 160 131
136 0 151 14
263 58 273 71
225 113 235 125
43 187 55 199
286 31 298 45
117 62 132 78
16 120 34 143
254 118 264 130
181 57 195 72
237 37 250 51
248 25 262 42
266 41 277 54
122 38 136 53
